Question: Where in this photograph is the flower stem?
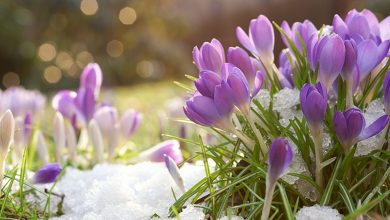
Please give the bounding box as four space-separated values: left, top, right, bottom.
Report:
346 79 353 108
261 179 276 220
311 125 324 189
0 157 5 192
248 116 268 157
232 130 255 151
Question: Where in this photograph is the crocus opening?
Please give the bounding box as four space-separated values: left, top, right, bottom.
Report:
139 140 183 164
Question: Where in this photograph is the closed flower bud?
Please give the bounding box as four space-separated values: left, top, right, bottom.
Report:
119 109 142 139
88 119 104 163
30 163 62 184
192 39 225 73
267 138 293 184
0 110 15 188
164 154 185 193
65 122 77 164
80 63 102 96
53 112 66 163
300 82 328 128
36 131 50 165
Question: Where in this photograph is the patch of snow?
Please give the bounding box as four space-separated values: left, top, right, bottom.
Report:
252 89 271 109
50 162 205 220
296 205 343 220
273 88 302 126
356 99 387 156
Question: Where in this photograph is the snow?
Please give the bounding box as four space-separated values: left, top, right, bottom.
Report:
295 205 343 220
273 88 302 126
356 99 387 156
48 162 207 220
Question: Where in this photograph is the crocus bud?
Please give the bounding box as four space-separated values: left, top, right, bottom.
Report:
192 39 225 73
300 82 328 129
194 70 221 98
36 131 50 165
94 106 118 135
65 122 77 164
23 112 32 143
119 109 142 139
164 154 185 193
13 116 25 160
333 108 389 150
0 110 15 187
278 49 295 89
80 63 102 96
184 83 235 132
53 112 66 163
267 138 293 184
138 140 183 164
261 138 293 220
88 119 104 163
310 34 345 90
236 15 275 66
30 163 62 184
384 72 390 115
0 110 15 155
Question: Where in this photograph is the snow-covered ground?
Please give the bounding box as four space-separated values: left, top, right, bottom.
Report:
24 161 345 220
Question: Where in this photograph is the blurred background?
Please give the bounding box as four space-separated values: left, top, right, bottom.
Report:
0 0 389 92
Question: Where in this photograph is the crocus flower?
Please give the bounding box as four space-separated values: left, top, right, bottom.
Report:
333 9 380 41
300 82 328 129
94 106 118 135
221 63 251 116
192 39 225 73
53 112 66 163
267 138 293 184
0 110 15 187
308 34 345 90
227 47 265 95
194 70 221 98
80 63 102 96
88 119 104 163
164 154 185 192
236 15 275 68
0 87 46 118
138 140 183 164
184 83 234 132
36 131 50 165
119 109 142 139
30 163 62 184
261 138 293 220
356 38 390 82
333 108 389 150
52 90 78 119
281 20 317 52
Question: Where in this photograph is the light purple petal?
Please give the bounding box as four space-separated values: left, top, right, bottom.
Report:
30 163 62 184
267 138 293 183
359 115 389 141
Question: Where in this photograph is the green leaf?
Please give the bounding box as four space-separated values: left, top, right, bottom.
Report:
277 183 294 220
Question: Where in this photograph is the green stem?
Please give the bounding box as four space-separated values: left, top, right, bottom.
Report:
311 125 324 189
261 179 276 220
248 115 268 157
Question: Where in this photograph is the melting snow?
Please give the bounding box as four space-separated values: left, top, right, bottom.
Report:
296 205 343 220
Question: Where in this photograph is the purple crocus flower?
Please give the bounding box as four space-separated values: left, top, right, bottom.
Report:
30 163 62 184
80 63 102 96
184 84 234 132
138 140 183 164
52 90 78 119
194 70 221 98
267 138 293 184
23 112 33 143
119 109 142 139
227 47 265 95
192 39 225 73
300 82 328 128
308 34 345 90
333 108 389 150
384 71 390 115
221 64 252 116
236 15 275 66
356 38 390 82
281 20 317 52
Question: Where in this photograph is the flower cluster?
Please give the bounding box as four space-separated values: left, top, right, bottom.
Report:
181 8 390 219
